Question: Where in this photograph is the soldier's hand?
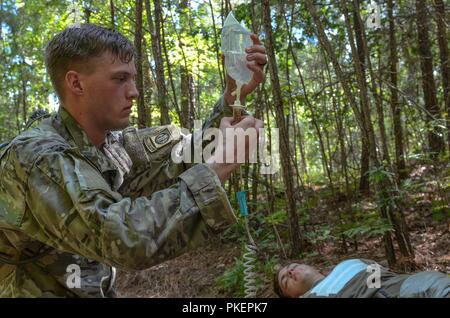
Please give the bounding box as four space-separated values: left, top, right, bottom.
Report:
207 116 264 182
224 34 267 105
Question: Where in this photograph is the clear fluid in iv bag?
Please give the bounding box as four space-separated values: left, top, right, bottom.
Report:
225 51 253 85
221 12 253 85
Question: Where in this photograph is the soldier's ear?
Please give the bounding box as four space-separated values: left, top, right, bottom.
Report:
65 71 83 96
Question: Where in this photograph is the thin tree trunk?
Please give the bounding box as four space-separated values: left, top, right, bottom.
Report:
359 2 414 267
388 0 407 180
323 55 350 194
21 73 27 125
306 0 397 266
179 0 193 130
250 0 262 207
280 0 304 189
19 54 27 126
0 0 3 43
433 0 450 152
160 2 181 123
335 90 350 194
135 0 147 128
110 0 115 29
145 0 170 124
415 0 444 156
294 55 333 190
84 7 91 24
349 2 371 193
345 0 415 268
263 0 303 256
304 0 365 166
353 0 391 166
142 38 153 126
278 1 312 185
341 0 378 191
180 67 192 129
208 0 225 90
15 91 20 132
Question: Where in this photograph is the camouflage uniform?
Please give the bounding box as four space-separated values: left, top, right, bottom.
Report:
302 259 450 298
0 96 237 297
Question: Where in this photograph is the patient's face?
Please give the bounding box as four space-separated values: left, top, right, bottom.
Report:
277 263 313 298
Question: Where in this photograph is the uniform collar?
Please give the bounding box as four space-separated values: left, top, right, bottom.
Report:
55 107 119 183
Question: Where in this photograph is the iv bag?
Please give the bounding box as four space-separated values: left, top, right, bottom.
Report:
221 12 253 85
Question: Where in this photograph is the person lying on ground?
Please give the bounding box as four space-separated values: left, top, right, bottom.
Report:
274 258 450 298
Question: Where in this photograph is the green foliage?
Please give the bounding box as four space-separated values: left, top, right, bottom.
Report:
340 220 394 239
306 225 332 244
431 200 450 222
261 255 279 279
264 210 287 226
367 166 395 185
401 178 426 192
216 257 246 297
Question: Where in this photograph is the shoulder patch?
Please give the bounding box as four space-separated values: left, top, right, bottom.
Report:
144 127 173 153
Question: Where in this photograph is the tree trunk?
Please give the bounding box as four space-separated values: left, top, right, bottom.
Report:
21 71 27 125
352 0 391 166
110 0 115 29
263 0 303 256
292 51 332 189
346 0 416 269
307 0 399 267
415 0 445 156
14 91 20 132
142 38 153 127
335 91 350 194
145 0 170 124
208 0 225 90
0 0 3 43
324 58 350 194
250 0 263 207
433 0 450 153
19 54 28 126
280 0 305 189
350 1 371 194
304 0 365 168
83 2 92 24
134 0 147 128
388 0 407 180
179 0 193 130
341 0 378 191
180 67 192 129
160 2 181 123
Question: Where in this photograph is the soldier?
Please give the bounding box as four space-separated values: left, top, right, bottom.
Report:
0 24 266 297
274 259 450 298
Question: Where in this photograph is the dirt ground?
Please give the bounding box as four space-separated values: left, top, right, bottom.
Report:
115 239 242 297
116 218 449 298
116 164 450 298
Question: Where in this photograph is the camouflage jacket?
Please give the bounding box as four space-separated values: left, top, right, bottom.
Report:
0 96 237 297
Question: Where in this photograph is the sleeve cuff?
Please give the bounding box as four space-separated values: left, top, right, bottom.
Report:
178 163 237 231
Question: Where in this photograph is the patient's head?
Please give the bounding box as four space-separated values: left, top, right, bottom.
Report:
273 262 324 298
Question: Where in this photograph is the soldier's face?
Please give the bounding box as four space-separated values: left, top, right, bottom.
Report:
80 51 138 131
278 263 312 298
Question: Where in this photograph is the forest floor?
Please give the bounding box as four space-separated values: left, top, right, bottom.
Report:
116 163 450 298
